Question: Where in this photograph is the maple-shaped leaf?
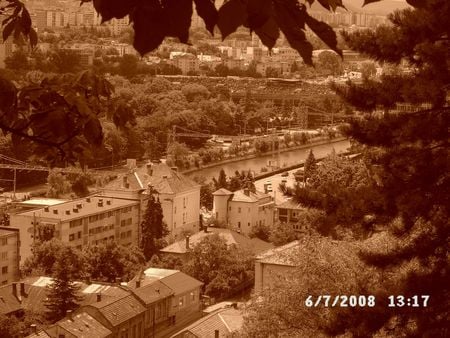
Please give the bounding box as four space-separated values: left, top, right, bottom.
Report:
193 0 218 35
217 0 247 39
163 0 193 43
93 0 138 22
131 1 166 56
305 14 342 56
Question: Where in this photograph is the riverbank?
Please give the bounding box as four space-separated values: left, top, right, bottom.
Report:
182 136 347 176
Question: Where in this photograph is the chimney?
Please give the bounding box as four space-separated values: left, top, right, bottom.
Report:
123 176 129 188
162 175 168 179
244 188 250 196
12 282 17 297
185 235 190 250
66 310 73 320
136 280 141 288
30 324 37 333
171 167 178 172
44 206 49 212
96 293 102 302
20 282 25 295
146 163 153 176
214 330 219 338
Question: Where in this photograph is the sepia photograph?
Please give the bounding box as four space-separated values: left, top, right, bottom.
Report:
0 0 448 337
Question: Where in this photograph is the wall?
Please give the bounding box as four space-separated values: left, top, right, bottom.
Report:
0 229 19 284
254 261 295 292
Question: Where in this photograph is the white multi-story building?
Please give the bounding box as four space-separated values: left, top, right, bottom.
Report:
9 196 140 264
212 188 275 235
103 163 201 238
0 228 19 285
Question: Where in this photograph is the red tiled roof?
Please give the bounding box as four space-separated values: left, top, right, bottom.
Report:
88 294 146 327
160 271 203 296
104 164 200 195
171 308 243 337
160 228 273 255
55 312 112 338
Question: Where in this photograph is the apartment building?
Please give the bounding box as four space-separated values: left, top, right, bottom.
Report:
9 196 140 264
103 163 201 238
0 228 19 285
212 188 275 235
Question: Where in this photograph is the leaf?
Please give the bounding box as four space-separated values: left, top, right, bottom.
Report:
20 7 32 34
254 17 279 50
273 0 312 65
2 17 15 41
193 0 218 35
0 77 17 113
305 14 342 56
93 0 138 22
131 0 166 56
246 0 272 31
362 0 382 5
217 0 247 39
405 0 427 8
163 0 193 43
29 27 37 47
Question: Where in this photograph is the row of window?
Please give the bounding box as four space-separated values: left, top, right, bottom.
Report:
120 230 132 239
69 231 82 241
89 224 114 235
69 207 135 228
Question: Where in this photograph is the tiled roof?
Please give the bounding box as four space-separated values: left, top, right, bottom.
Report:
80 283 130 306
25 331 51 338
231 189 271 203
160 228 273 255
104 164 200 195
89 294 146 327
276 199 304 210
256 236 363 267
212 188 233 196
128 279 173 305
159 271 203 296
56 312 112 338
171 307 243 338
14 196 138 222
0 284 22 315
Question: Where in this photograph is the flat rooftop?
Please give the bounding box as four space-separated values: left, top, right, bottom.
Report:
18 198 67 206
14 196 138 222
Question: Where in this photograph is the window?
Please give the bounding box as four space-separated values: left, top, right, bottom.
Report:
0 238 6 246
238 207 241 213
190 291 196 301
127 230 132 238
183 197 186 208
179 296 185 308
229 206 231 211
121 220 126 227
69 219 83 228
174 206 176 214
127 218 132 225
248 222 250 227
89 215 99 222
0 252 7 260
248 207 251 213
107 211 114 217
77 231 82 239
238 222 241 228
1 266 7 274
69 234 75 241
174 222 176 228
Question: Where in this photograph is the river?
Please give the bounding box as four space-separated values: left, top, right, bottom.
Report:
185 139 350 182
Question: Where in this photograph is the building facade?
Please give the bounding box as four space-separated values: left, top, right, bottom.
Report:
212 188 275 235
0 228 19 285
9 196 140 264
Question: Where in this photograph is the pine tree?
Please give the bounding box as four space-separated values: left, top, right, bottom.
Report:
213 169 228 190
45 247 83 322
140 189 169 261
332 0 449 336
303 149 317 184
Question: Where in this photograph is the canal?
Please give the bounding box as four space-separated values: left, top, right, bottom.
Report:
185 139 350 182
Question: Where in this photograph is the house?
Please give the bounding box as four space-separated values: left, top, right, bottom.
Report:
45 312 113 338
9 196 140 264
171 306 244 338
160 227 273 262
103 163 201 238
212 188 275 235
276 199 309 232
0 228 20 285
254 237 366 292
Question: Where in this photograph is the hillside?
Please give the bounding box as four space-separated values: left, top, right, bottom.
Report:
311 0 411 15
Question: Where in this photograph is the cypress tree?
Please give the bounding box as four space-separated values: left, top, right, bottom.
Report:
140 189 169 261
